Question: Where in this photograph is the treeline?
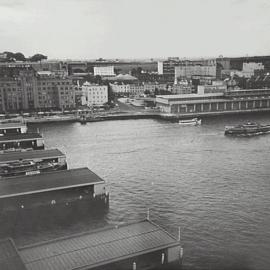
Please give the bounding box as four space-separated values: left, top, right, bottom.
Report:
2 51 47 62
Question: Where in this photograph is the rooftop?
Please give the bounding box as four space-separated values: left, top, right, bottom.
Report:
0 239 26 270
156 93 224 100
19 220 179 270
0 133 42 142
0 167 104 199
0 149 65 163
0 122 26 129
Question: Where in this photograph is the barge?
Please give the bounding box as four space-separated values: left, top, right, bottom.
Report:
0 149 67 178
0 133 44 151
0 220 183 270
225 122 270 136
0 122 27 135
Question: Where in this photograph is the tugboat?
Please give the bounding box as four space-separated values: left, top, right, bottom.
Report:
225 122 270 136
179 118 201 126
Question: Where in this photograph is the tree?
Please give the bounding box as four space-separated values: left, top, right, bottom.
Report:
13 52 26 61
29 54 47 62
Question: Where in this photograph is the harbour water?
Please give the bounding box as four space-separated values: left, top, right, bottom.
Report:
11 113 270 269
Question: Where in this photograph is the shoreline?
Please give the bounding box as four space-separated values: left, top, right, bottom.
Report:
19 108 270 124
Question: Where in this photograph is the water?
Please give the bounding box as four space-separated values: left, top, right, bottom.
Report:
15 114 270 269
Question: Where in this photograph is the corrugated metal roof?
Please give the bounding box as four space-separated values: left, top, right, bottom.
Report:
19 220 179 270
0 239 27 270
0 167 104 198
0 133 42 142
0 149 65 163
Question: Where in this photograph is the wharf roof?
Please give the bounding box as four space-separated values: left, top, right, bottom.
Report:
156 93 224 100
0 122 26 129
0 239 27 270
0 149 65 164
0 167 104 199
0 133 42 142
19 220 179 270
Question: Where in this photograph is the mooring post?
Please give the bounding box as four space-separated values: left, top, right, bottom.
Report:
133 262 136 270
178 226 181 242
147 208 150 220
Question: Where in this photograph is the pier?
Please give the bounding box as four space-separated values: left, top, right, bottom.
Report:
0 220 183 270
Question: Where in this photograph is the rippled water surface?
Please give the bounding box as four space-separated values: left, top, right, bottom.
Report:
18 114 270 269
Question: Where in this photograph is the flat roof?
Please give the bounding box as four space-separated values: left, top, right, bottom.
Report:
156 93 224 100
0 149 65 163
0 239 27 270
0 122 26 129
0 133 42 142
0 168 104 199
19 220 179 270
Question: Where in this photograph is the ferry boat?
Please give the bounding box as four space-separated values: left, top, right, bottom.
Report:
179 118 201 126
224 122 270 136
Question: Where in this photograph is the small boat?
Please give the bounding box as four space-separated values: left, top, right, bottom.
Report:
225 122 270 136
179 118 201 126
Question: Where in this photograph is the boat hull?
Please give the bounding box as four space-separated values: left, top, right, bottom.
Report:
225 125 270 136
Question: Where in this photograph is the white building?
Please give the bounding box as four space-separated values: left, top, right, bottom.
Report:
129 84 144 96
242 62 264 78
81 82 108 106
94 66 115 76
109 83 130 94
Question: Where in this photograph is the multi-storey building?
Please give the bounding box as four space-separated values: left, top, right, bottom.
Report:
109 83 130 95
175 64 216 79
81 82 108 106
129 84 144 96
35 75 75 110
94 66 115 76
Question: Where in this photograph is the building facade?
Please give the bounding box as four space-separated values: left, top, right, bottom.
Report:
81 82 108 106
109 83 130 95
35 75 75 110
156 89 270 115
94 66 115 76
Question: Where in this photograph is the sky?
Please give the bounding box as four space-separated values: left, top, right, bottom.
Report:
0 0 270 60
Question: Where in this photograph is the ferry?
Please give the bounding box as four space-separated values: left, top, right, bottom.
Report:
225 122 270 136
179 118 201 126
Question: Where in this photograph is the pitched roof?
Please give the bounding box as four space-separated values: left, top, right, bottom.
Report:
0 167 104 199
19 220 179 270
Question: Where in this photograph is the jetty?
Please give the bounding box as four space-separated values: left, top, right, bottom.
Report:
0 133 45 151
0 220 183 270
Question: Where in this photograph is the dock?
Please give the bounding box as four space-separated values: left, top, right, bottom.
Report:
0 167 106 199
0 149 68 178
0 122 27 134
0 148 65 164
0 133 44 151
15 219 182 270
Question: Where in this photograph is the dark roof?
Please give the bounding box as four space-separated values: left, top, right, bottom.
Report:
0 122 26 129
0 168 104 199
0 149 65 163
0 239 27 270
19 220 179 270
0 133 42 142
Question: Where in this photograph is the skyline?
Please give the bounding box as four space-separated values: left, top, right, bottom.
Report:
1 0 270 60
